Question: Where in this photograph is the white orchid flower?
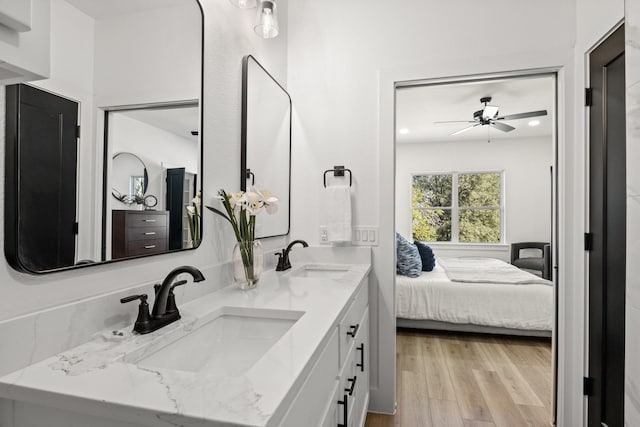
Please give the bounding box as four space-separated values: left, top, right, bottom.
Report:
228 192 245 211
192 193 201 205
265 199 278 214
254 188 278 215
186 205 196 216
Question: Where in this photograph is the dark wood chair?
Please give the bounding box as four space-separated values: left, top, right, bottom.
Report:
510 242 551 280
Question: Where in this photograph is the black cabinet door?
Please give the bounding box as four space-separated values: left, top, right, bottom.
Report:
5 84 79 272
166 167 185 250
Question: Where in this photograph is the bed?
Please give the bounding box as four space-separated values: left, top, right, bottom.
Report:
396 257 553 337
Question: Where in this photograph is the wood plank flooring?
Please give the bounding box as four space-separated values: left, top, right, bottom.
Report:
365 329 552 427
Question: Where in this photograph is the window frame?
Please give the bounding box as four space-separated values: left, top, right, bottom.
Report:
410 170 505 244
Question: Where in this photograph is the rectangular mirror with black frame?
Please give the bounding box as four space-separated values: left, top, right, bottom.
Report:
4 0 204 274
241 55 291 238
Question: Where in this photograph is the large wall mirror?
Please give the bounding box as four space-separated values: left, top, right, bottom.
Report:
4 0 203 274
241 55 291 238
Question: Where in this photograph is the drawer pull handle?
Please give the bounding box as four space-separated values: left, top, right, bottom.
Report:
347 323 360 338
144 232 156 236
337 394 348 427
345 375 357 396
142 219 157 223
357 343 365 372
144 245 157 249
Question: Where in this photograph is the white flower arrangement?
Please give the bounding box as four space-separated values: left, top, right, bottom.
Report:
206 188 278 242
206 188 279 285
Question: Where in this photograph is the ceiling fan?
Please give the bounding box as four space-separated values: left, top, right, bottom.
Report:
435 96 548 136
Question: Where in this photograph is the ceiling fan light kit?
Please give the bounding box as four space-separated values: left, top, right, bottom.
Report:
435 96 548 137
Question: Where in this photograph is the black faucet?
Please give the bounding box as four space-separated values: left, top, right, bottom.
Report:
120 266 205 334
276 240 309 271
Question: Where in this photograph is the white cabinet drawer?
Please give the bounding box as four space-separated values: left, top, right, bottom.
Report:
319 382 339 427
353 310 369 427
279 328 339 427
339 284 368 367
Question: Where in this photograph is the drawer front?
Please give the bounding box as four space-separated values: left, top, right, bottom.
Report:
126 212 168 228
126 238 168 256
339 284 369 367
125 226 167 242
353 310 369 427
279 328 339 427
338 347 357 427
319 382 339 427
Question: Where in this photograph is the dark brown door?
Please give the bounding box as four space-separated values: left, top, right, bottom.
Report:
588 24 625 427
5 84 79 272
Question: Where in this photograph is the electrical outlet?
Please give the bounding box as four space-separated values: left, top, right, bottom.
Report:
319 226 329 244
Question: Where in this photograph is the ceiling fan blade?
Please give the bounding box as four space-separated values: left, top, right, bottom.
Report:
451 124 480 136
491 122 516 132
496 110 548 121
434 120 476 124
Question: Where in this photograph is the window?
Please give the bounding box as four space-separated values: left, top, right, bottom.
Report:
412 172 503 243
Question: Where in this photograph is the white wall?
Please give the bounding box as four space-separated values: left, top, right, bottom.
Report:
396 136 553 261
0 0 289 326
109 113 198 211
92 5 200 108
287 0 576 417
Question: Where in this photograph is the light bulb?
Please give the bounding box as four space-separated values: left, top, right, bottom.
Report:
255 1 279 39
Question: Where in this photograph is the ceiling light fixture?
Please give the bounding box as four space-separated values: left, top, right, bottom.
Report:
399 128 410 135
229 0 257 9
528 120 541 127
255 0 279 39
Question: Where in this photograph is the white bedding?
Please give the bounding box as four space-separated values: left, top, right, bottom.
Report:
438 257 552 286
396 260 553 331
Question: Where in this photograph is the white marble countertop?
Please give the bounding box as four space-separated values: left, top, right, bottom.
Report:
0 260 370 427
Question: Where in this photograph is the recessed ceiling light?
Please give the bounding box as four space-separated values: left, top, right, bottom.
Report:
399 128 410 135
528 120 541 127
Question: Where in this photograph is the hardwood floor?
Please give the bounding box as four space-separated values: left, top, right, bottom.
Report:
365 329 553 427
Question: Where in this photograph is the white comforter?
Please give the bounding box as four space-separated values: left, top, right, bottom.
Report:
396 260 553 331
438 257 552 285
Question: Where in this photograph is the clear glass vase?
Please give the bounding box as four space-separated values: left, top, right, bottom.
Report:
232 240 264 290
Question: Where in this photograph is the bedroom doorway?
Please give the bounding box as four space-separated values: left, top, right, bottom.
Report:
371 72 559 426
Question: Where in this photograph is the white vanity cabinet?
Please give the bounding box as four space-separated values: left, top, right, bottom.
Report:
0 258 372 427
280 279 369 427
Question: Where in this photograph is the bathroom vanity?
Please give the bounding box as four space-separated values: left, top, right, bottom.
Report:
0 258 370 427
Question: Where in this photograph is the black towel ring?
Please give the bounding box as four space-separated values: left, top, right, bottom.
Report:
323 166 353 188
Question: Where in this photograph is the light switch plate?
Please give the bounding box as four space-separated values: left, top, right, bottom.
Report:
319 225 379 246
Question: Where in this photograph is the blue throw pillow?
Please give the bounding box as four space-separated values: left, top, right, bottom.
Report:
396 233 422 277
414 241 436 272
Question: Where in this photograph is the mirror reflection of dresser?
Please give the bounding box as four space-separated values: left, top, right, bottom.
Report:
111 210 169 259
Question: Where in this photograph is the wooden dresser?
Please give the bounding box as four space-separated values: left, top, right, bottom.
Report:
112 210 169 259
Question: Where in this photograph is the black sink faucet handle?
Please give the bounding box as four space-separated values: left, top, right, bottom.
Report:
120 294 152 332
275 251 287 271
120 294 148 304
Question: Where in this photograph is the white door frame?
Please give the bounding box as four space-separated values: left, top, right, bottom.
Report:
375 49 585 426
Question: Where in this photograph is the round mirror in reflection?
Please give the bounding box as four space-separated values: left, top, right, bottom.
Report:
111 152 149 204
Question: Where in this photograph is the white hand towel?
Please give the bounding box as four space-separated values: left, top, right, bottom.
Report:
325 185 352 242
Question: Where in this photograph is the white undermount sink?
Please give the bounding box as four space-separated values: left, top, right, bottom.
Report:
290 264 350 279
133 307 304 376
